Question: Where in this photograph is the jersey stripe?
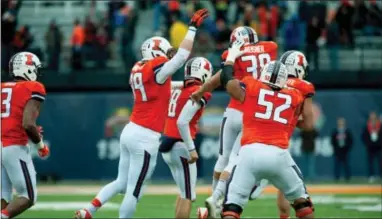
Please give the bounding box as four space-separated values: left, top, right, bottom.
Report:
280 50 294 64
269 62 281 84
31 92 45 101
153 63 165 74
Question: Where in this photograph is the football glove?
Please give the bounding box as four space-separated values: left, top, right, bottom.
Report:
189 8 209 28
38 144 50 158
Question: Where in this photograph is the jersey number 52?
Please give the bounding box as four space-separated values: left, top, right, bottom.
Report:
1 88 12 118
255 89 291 124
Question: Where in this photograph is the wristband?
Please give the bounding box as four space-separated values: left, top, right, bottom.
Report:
220 65 234 88
185 27 196 41
35 140 44 149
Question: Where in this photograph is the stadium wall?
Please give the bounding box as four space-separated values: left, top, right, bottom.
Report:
32 90 382 180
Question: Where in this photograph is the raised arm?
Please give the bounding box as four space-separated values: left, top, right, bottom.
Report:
156 9 209 84
220 41 246 102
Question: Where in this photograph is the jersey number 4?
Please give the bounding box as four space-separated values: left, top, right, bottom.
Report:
1 88 12 118
241 53 271 78
130 72 147 101
255 89 291 124
168 89 182 117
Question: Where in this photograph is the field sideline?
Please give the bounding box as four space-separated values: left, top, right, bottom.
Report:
38 184 382 195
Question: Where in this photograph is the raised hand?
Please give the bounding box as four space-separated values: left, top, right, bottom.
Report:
189 8 209 28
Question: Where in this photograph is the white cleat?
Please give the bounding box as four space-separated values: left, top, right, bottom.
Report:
205 196 220 218
74 209 92 219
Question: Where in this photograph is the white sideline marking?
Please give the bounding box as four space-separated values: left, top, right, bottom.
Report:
343 204 382 212
30 202 119 211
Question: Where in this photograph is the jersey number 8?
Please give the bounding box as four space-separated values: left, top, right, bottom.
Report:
1 88 12 118
168 89 182 117
255 89 291 124
130 72 147 102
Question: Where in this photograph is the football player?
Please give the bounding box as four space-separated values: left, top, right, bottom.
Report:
160 57 213 218
75 9 209 219
191 26 278 217
249 50 314 219
219 41 315 219
1 52 50 218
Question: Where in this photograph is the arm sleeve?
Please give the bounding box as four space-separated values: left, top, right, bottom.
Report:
28 82 46 102
177 100 202 151
155 48 191 84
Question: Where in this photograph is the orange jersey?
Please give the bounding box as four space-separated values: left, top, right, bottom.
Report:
164 83 211 139
1 81 46 147
286 77 315 137
221 41 278 112
240 77 304 149
129 56 172 133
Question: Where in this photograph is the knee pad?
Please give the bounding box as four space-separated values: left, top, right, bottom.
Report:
293 198 314 218
222 203 242 219
214 155 229 173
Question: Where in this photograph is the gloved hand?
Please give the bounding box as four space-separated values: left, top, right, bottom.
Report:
226 40 245 63
38 144 50 158
189 8 209 28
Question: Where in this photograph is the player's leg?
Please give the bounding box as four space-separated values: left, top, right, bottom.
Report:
277 190 291 219
221 146 257 219
1 146 37 218
269 152 314 219
1 165 12 210
249 178 269 200
77 140 131 218
212 131 242 205
119 134 159 218
164 142 197 218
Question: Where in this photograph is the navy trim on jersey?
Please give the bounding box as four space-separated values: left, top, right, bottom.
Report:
153 63 165 74
223 165 237 204
31 92 45 101
20 160 34 201
219 117 228 155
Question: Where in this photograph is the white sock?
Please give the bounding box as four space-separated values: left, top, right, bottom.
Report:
1 213 9 219
87 180 125 215
212 179 227 203
212 176 219 191
119 193 138 218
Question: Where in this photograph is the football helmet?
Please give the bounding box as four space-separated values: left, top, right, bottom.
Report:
141 36 172 60
9 51 42 81
259 60 288 89
229 26 259 45
184 57 212 83
279 50 309 79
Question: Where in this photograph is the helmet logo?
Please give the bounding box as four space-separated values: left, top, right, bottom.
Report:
152 39 162 51
297 54 304 67
25 54 34 66
204 61 210 71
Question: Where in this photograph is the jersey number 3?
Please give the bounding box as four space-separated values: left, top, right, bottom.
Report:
1 88 12 118
241 53 271 78
130 73 147 102
255 89 291 124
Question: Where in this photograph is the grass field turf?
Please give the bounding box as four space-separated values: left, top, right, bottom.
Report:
17 184 382 218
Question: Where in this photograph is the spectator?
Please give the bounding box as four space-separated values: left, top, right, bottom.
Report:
45 19 63 71
283 15 302 51
354 0 369 30
268 3 279 41
237 4 259 36
335 0 355 48
83 15 97 61
256 2 268 40
169 12 188 49
298 0 310 24
213 0 230 22
121 9 138 71
214 19 231 53
300 128 318 181
365 0 382 36
96 22 109 69
305 16 322 71
362 111 382 183
13 25 33 52
331 118 353 181
1 0 20 72
71 18 85 70
326 14 340 71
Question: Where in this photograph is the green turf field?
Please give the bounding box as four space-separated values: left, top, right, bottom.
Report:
18 193 381 218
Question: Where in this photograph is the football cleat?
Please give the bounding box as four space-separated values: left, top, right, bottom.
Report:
74 209 92 219
205 196 221 218
197 207 209 219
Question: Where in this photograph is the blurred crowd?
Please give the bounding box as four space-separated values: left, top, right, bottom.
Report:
1 0 382 74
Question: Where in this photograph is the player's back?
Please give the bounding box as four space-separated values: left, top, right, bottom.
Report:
164 83 211 139
286 77 315 137
241 77 304 148
1 81 46 147
222 41 278 111
129 56 172 133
